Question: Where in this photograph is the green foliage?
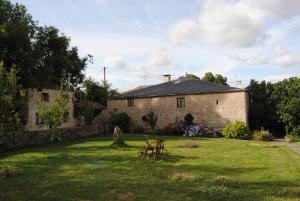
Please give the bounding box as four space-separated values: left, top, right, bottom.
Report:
246 80 281 133
37 85 69 141
141 111 158 132
109 112 131 132
132 125 145 134
223 120 252 140
253 128 273 141
0 62 26 134
0 0 91 88
271 77 300 134
284 134 300 143
202 72 228 86
76 78 118 106
184 113 194 126
290 126 300 136
0 165 19 181
185 73 200 79
78 101 95 126
111 126 126 147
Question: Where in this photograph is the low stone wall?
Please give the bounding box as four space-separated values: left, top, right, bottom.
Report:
0 127 102 153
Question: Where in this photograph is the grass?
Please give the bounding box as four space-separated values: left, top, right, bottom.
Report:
0 135 300 201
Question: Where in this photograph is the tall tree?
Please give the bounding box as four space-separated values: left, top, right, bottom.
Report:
246 80 282 134
202 72 228 85
271 77 300 134
0 0 91 88
77 78 119 106
0 61 26 133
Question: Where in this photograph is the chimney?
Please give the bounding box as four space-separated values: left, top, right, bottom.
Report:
163 74 171 82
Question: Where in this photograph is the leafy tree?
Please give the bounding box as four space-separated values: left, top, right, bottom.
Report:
246 80 281 133
271 77 300 134
202 72 228 85
142 112 158 133
185 73 200 79
37 85 69 141
0 61 26 133
0 0 91 88
77 78 118 106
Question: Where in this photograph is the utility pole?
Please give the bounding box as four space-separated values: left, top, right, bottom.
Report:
103 66 106 82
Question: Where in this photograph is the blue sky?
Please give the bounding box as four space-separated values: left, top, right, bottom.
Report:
12 0 300 91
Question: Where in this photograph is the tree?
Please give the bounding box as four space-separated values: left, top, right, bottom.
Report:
246 79 281 134
78 78 119 106
271 77 300 134
202 72 228 85
0 0 91 88
185 73 200 79
0 61 26 133
142 112 158 133
37 85 69 141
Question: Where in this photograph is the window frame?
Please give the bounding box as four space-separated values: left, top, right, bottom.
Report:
177 97 185 108
36 113 44 125
41 93 50 102
127 98 134 107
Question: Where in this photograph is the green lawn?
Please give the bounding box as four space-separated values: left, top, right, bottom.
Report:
1 135 300 201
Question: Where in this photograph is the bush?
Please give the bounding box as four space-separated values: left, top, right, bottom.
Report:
290 126 300 136
285 134 299 143
253 128 273 141
141 111 158 133
109 112 131 132
203 127 223 138
111 127 126 147
0 165 19 181
223 120 252 140
184 113 194 126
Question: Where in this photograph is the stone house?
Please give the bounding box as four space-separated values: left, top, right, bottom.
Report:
25 87 77 131
107 76 249 129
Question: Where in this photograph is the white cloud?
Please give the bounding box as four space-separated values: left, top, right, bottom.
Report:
232 54 269 65
168 18 199 45
103 56 126 68
168 0 300 47
275 51 300 67
147 46 172 66
243 0 300 19
168 0 266 47
264 74 293 83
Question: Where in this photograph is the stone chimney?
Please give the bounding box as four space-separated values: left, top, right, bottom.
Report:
163 74 171 82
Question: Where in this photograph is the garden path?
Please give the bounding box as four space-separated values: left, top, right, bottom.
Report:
274 139 300 155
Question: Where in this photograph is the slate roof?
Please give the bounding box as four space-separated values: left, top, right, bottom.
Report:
112 77 245 99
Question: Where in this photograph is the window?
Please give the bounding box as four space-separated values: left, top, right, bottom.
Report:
41 93 49 102
127 98 134 107
36 113 44 125
177 97 185 108
216 100 219 105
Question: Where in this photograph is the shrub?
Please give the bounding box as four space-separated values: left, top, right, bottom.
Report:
222 120 252 140
253 128 273 141
141 111 158 133
184 113 194 126
203 127 223 138
109 112 131 132
0 165 19 181
111 127 126 147
285 134 299 143
290 126 300 136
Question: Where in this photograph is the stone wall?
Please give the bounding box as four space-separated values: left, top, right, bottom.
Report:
25 88 77 131
0 127 101 152
107 91 249 129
